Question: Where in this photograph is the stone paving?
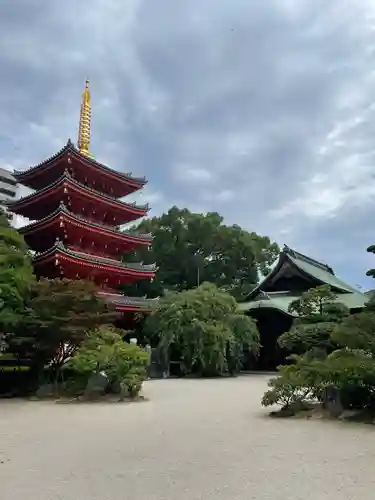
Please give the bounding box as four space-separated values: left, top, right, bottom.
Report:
1 375 375 499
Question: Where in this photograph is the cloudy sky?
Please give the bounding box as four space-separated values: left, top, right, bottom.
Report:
1 0 375 289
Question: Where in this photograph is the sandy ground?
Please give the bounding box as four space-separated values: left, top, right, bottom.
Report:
1 375 375 500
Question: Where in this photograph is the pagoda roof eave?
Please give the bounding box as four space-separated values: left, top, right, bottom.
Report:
34 241 157 275
98 292 158 312
6 172 149 215
13 139 147 187
19 202 152 244
115 304 153 312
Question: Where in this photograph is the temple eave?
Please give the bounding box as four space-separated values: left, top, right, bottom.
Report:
33 253 156 279
7 177 149 224
98 292 157 313
34 252 156 277
8 175 149 211
238 297 297 317
20 210 152 249
115 304 153 312
13 141 147 191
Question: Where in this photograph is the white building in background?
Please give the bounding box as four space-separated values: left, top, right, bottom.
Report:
0 167 18 222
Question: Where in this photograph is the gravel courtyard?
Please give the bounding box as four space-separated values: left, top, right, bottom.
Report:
1 375 375 500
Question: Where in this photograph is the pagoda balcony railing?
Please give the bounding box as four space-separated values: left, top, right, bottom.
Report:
62 202 151 238
68 245 117 259
8 171 149 211
65 173 149 208
68 209 152 238
39 240 157 271
69 249 156 271
20 202 153 241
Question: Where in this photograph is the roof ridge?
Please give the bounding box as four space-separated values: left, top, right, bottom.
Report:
283 245 334 274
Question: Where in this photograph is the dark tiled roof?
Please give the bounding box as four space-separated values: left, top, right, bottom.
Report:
99 292 158 310
13 139 147 186
282 245 334 274
242 245 365 302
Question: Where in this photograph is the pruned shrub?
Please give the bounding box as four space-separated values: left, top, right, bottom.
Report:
261 362 314 411
66 326 148 400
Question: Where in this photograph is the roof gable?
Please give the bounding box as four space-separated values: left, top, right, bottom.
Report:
284 245 359 294
244 244 363 301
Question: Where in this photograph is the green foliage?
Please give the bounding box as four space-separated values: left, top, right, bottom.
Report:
278 322 336 356
144 282 259 376
331 311 375 354
261 362 314 408
68 326 148 397
279 285 349 356
121 206 278 299
7 278 117 376
0 223 35 330
288 285 337 316
262 284 374 414
315 349 375 387
265 345 375 414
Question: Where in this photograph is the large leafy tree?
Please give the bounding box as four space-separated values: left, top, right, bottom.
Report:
7 278 117 380
121 206 278 299
278 285 349 357
144 282 259 376
0 217 35 332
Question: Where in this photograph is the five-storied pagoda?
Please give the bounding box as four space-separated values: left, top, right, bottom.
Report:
7 80 157 314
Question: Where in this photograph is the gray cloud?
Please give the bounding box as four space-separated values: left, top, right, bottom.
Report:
1 0 375 288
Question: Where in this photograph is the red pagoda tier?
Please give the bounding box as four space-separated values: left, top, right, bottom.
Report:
13 138 146 198
19 202 152 255
9 170 149 224
33 239 156 286
7 80 157 313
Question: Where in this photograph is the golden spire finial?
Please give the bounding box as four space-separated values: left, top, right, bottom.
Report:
77 78 92 157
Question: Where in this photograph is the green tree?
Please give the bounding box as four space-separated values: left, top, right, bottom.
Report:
331 306 375 356
121 206 278 299
144 282 259 376
7 278 117 382
0 221 35 332
278 285 349 357
261 360 316 410
67 326 148 398
263 292 375 413
262 249 375 416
